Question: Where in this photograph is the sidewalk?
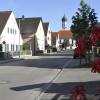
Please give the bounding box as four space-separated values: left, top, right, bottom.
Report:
0 57 24 64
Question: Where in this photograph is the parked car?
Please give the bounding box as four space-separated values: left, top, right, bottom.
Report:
73 48 86 59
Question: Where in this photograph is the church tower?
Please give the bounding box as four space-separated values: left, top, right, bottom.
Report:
62 14 67 30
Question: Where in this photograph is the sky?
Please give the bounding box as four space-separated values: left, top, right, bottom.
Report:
0 0 100 32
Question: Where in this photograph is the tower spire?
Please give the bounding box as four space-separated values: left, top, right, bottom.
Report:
62 14 67 30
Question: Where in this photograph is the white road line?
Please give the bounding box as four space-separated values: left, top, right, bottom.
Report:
34 59 73 100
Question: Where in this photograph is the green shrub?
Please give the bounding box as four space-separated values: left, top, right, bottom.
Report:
52 47 57 52
23 44 30 50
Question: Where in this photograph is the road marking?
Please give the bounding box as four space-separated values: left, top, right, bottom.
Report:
34 59 73 100
0 80 11 84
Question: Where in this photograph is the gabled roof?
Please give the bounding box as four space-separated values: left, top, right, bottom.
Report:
51 32 58 39
16 17 43 44
58 30 73 39
43 22 49 36
0 11 12 34
52 30 73 39
16 17 42 34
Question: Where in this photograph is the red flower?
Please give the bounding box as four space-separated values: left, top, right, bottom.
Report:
75 35 87 56
91 26 100 41
96 87 100 93
71 84 86 100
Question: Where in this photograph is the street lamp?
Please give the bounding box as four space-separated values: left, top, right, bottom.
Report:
18 15 24 58
2 41 6 52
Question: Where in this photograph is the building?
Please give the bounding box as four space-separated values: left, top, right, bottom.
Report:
0 11 23 56
17 17 45 56
52 14 76 50
43 22 52 48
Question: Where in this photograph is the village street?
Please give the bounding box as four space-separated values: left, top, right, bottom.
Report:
0 51 72 100
0 51 100 100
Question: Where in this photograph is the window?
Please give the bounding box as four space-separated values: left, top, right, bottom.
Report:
10 28 12 34
48 37 49 41
14 30 16 34
13 29 14 34
11 44 13 51
16 45 17 51
8 28 9 33
6 44 9 51
13 44 14 51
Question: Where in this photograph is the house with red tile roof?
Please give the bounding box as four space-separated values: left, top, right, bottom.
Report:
52 14 76 50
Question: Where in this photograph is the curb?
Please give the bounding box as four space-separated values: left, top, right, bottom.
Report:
0 58 24 64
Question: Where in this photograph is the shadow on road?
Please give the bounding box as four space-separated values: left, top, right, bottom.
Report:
10 80 100 99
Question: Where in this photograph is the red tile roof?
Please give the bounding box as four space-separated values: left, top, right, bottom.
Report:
52 30 73 39
51 30 73 45
59 30 73 38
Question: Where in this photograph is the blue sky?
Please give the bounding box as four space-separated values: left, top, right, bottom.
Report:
0 0 100 31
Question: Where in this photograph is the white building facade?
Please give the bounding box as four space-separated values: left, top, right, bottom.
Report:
0 11 23 54
46 26 52 46
35 20 45 51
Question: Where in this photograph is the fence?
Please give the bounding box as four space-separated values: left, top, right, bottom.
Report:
11 50 32 57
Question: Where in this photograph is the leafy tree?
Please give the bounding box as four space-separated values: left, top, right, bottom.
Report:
71 0 98 39
71 0 98 65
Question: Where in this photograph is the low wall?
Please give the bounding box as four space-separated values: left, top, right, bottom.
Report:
0 52 12 59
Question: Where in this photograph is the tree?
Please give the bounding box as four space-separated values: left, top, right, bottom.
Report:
71 0 98 65
62 39 69 49
71 0 98 39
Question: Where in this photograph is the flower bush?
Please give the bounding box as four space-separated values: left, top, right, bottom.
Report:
71 84 100 100
71 84 87 100
75 35 87 57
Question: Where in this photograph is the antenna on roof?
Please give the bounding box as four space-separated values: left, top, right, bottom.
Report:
22 15 25 19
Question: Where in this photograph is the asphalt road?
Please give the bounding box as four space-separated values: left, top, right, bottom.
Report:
40 58 100 100
0 53 71 100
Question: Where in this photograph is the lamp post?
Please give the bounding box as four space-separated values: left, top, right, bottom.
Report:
18 15 24 58
18 19 21 58
2 41 6 52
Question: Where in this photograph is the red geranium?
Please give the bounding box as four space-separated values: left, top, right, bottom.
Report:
91 26 100 41
71 84 87 100
76 35 87 56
